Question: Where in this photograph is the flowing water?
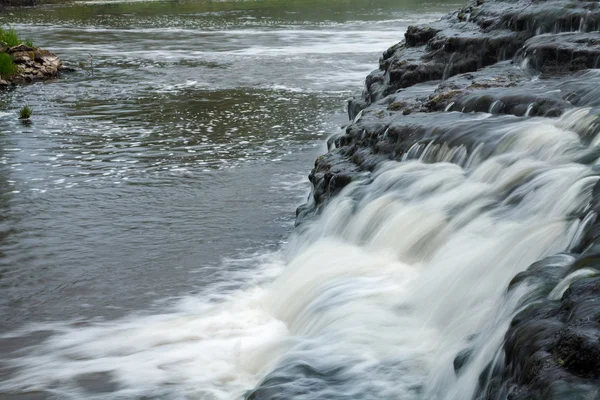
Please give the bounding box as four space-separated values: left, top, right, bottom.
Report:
3 1 596 399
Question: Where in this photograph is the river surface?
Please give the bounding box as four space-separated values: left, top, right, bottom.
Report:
0 0 461 399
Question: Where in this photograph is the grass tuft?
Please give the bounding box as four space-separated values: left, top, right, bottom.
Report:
0 28 22 48
19 105 32 120
0 53 17 79
0 27 33 48
0 27 33 80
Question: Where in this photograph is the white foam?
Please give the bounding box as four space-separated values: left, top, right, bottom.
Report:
3 110 598 399
1 254 288 400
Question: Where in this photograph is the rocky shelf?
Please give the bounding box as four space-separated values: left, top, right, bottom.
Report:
0 43 65 88
298 0 600 222
290 0 600 399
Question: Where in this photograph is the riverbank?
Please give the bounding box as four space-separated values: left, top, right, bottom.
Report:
283 0 600 398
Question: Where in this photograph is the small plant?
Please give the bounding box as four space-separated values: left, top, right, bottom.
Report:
0 28 22 48
81 54 94 77
0 53 17 79
19 105 32 120
25 39 35 49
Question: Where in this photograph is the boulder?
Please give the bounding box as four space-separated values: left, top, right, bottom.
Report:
0 45 63 86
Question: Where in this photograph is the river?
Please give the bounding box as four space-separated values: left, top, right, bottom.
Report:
0 0 460 399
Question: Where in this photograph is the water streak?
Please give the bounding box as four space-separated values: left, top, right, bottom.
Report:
2 108 598 399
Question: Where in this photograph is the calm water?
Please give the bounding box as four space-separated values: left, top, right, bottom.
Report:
0 0 461 398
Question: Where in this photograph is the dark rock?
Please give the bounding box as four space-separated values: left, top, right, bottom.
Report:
454 348 474 374
245 361 352 400
301 0 600 225
6 44 34 54
516 33 600 74
481 272 600 400
405 25 440 47
555 326 600 379
355 0 600 108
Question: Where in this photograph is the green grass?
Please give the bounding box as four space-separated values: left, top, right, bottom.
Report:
0 28 22 47
0 27 33 80
19 105 32 120
0 53 17 79
0 27 34 48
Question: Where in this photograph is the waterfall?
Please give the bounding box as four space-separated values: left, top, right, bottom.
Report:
252 110 597 400
1 108 599 400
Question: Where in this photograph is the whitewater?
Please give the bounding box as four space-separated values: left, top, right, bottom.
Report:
1 106 597 399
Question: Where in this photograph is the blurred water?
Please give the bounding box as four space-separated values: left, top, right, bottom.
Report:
0 0 460 398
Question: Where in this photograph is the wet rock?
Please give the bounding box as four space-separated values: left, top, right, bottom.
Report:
297 0 600 227
1 45 63 85
6 44 34 54
10 51 33 63
454 348 474 374
507 254 575 305
354 0 600 110
437 85 572 117
481 271 600 400
486 0 600 36
405 25 440 47
516 33 600 74
555 325 600 379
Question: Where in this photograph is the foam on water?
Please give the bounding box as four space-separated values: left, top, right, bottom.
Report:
0 253 289 400
2 109 599 399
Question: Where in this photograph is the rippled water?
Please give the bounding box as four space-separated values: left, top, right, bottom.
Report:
0 0 460 398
